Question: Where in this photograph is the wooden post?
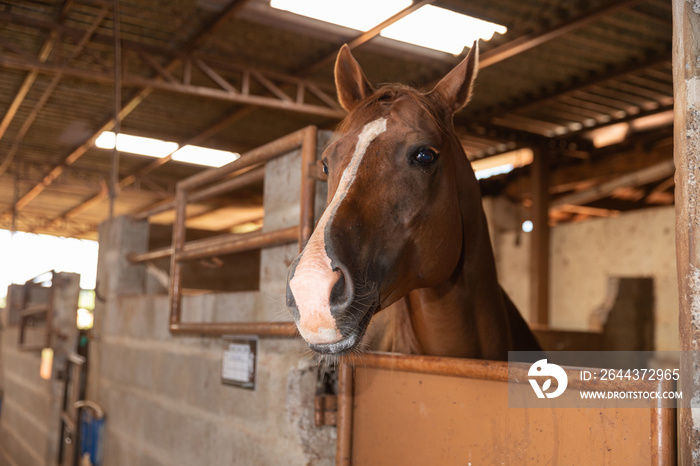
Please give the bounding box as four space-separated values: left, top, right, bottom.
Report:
530 145 550 325
673 0 700 462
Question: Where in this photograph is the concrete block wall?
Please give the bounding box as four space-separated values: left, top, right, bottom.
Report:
490 205 678 351
0 328 56 466
0 272 81 466
91 132 335 466
96 295 334 465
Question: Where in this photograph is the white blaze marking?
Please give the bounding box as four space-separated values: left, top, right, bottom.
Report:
290 117 387 344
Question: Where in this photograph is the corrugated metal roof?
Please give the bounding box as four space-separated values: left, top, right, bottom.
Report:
0 0 675 238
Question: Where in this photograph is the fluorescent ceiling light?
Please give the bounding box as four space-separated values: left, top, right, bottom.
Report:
95 131 239 167
381 5 507 55
588 123 629 149
270 0 411 31
475 163 514 180
172 145 240 167
95 131 178 158
269 1 506 55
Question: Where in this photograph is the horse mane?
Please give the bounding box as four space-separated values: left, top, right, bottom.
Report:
336 84 451 139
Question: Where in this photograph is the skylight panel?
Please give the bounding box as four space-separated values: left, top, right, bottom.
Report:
172 145 240 167
95 132 178 158
270 0 411 31
269 1 507 55
380 5 507 55
95 131 240 167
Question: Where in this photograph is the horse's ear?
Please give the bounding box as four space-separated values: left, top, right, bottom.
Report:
335 44 374 112
428 42 479 114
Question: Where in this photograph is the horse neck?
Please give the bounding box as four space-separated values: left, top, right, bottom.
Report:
406 203 511 359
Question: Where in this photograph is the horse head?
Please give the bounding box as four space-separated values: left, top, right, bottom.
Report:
286 44 482 355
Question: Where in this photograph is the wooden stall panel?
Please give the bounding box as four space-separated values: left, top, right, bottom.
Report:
352 367 657 465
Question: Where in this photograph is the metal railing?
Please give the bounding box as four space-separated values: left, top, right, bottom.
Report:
129 126 321 337
18 271 55 351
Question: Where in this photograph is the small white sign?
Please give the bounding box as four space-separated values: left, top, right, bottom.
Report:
221 337 257 389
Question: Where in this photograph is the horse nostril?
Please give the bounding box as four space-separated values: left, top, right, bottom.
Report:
329 263 355 314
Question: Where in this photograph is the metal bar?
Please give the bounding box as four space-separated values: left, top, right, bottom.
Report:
336 363 353 466
130 225 297 263
651 399 677 465
299 126 318 251
179 126 307 191
139 50 179 84
0 56 347 118
110 0 122 219
183 57 192 85
195 57 238 93
42 183 109 230
0 38 54 142
190 166 265 204
480 0 643 69
0 7 108 181
128 246 170 263
345 352 676 392
175 226 298 262
673 1 700 462
301 0 435 77
0 0 78 148
163 126 320 337
552 159 676 207
553 204 621 218
251 70 292 102
0 0 253 222
168 187 188 327
133 166 265 220
343 352 509 381
169 321 297 337
43 271 55 349
306 82 342 110
20 303 49 317
530 146 550 325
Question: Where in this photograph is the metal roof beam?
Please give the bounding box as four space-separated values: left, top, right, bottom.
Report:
480 0 644 69
0 54 347 118
0 0 254 223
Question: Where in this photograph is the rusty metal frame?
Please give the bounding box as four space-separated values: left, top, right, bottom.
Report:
337 353 677 465
129 125 319 337
58 352 87 466
18 271 56 351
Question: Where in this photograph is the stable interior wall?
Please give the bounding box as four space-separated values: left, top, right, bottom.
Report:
90 133 335 466
0 273 81 466
486 201 678 351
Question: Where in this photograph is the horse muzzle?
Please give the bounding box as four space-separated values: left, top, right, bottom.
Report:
286 254 377 354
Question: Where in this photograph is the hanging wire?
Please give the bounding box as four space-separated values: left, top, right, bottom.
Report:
11 160 19 235
109 0 122 219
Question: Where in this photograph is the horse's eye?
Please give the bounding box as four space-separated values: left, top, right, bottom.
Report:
322 160 329 175
413 148 438 165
